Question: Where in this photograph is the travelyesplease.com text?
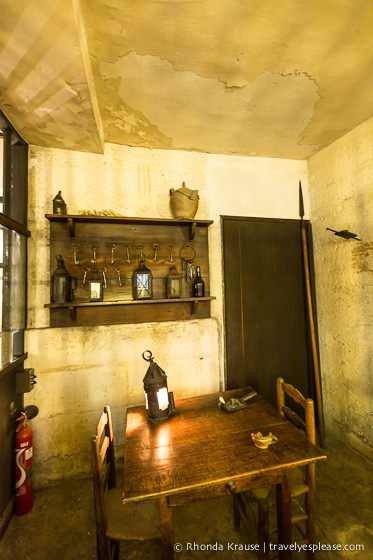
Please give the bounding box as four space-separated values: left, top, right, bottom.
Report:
174 541 365 553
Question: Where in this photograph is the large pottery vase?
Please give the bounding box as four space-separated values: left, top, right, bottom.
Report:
169 182 199 219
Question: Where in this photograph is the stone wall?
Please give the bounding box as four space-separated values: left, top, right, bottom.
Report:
308 118 373 460
25 143 307 486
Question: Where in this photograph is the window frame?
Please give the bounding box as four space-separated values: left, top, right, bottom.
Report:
0 110 30 377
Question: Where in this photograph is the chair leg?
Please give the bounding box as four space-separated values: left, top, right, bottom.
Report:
159 496 174 560
258 500 269 560
233 494 241 531
306 464 316 560
96 532 110 560
109 538 120 560
306 491 316 560
306 544 315 560
276 474 292 560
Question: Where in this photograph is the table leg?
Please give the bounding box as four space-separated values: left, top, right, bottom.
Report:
276 471 292 560
232 494 241 530
159 496 174 560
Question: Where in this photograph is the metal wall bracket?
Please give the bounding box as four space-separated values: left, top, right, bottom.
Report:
16 368 36 393
68 306 77 321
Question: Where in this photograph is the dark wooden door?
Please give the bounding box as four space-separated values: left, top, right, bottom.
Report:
223 217 314 408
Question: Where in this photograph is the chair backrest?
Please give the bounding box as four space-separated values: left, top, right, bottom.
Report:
91 406 117 547
276 377 316 445
277 378 318 548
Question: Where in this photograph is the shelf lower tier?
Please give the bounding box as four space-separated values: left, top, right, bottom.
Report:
45 297 216 327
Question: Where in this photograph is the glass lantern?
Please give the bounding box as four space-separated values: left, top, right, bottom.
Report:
166 265 181 299
132 252 153 300
142 350 175 421
89 268 103 302
52 191 67 214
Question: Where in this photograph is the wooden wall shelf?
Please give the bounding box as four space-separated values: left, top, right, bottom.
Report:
45 214 214 327
45 214 213 241
44 297 216 325
45 296 215 308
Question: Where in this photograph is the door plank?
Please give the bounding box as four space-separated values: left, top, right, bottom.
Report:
223 217 314 408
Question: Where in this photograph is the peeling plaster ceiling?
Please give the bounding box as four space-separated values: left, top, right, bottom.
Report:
0 0 372 159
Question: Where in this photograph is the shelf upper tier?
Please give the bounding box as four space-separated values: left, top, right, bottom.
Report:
45 214 213 239
45 214 213 225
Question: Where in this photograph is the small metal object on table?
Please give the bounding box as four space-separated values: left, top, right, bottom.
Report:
124 388 326 560
218 389 257 412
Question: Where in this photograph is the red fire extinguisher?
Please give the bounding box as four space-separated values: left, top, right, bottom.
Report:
15 412 33 516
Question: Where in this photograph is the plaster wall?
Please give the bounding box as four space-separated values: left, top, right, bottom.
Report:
308 117 373 460
25 143 307 486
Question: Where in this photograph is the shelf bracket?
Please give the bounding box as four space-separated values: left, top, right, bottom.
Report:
189 222 197 241
68 218 75 239
68 306 77 321
191 300 199 315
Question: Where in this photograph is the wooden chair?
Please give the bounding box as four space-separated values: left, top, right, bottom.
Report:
91 406 160 560
234 378 317 559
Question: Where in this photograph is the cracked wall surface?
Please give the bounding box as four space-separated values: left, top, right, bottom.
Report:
0 0 102 152
308 117 373 461
1 0 372 158
99 53 320 158
85 0 373 158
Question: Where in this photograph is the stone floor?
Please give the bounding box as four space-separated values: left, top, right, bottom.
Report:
0 436 372 560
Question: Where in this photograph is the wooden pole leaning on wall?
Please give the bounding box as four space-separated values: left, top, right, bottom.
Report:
299 181 325 448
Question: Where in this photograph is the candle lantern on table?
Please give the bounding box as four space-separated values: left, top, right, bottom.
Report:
142 350 175 421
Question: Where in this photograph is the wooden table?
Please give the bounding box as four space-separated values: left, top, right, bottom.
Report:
124 388 326 559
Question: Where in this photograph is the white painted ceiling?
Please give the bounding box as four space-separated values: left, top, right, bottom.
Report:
1 0 372 159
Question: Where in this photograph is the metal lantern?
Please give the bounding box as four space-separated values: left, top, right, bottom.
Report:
142 350 175 421
51 254 77 303
132 251 153 300
166 265 181 299
53 191 67 214
89 268 103 302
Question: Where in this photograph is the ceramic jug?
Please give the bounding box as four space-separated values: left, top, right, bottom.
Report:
169 182 199 219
